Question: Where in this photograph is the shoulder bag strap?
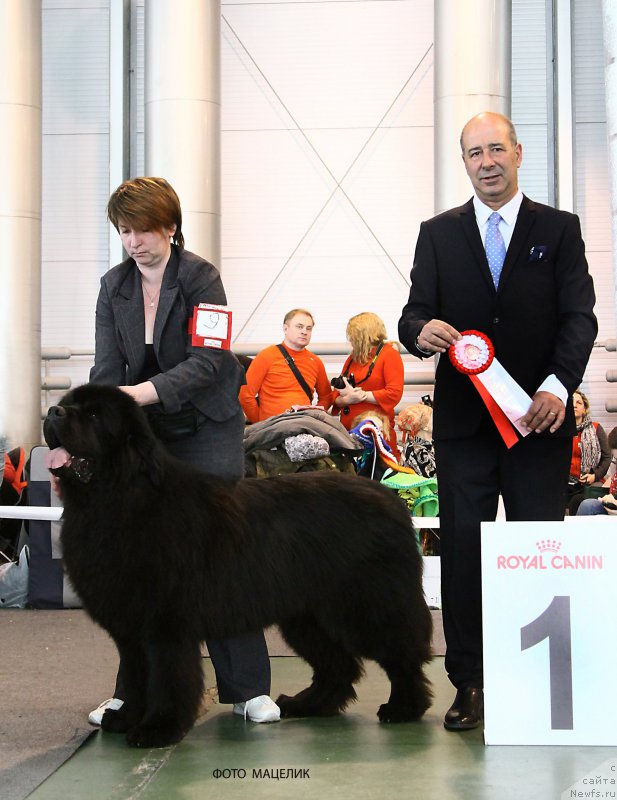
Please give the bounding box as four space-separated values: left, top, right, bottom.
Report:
276 345 314 402
354 342 386 386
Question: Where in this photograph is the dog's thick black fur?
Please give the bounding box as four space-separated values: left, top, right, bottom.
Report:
44 384 433 748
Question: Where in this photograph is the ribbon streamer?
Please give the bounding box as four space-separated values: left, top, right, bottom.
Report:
449 331 532 449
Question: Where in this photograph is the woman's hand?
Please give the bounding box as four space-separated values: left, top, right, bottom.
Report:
50 474 62 499
335 377 371 406
119 381 160 406
580 473 596 486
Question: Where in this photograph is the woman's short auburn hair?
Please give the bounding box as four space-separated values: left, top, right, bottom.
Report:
107 177 184 248
346 312 388 364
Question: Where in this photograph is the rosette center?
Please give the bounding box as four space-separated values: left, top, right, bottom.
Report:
464 343 482 364
449 331 494 375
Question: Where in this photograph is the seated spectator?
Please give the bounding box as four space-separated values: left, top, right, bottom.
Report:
331 312 404 459
577 469 617 516
567 389 611 515
605 426 617 482
578 426 617 518
239 309 333 423
602 428 617 491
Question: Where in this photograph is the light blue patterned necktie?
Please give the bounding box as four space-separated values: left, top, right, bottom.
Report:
485 211 506 288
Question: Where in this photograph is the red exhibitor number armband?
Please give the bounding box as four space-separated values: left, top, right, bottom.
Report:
448 331 532 449
190 304 232 349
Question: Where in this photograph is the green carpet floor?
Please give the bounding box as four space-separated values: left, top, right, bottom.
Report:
26 657 617 800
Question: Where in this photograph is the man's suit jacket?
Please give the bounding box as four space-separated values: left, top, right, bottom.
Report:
398 196 598 441
90 245 245 422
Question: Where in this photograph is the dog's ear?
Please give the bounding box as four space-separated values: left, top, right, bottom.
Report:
129 435 165 487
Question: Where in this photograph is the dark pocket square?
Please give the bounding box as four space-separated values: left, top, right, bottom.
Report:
528 245 548 262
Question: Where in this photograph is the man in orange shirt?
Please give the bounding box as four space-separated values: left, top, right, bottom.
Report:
239 309 333 423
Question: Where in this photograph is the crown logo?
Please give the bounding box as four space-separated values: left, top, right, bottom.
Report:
536 539 561 553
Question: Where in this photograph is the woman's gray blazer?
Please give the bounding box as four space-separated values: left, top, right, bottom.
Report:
90 245 245 422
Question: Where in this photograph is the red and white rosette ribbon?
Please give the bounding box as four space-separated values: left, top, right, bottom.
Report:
449 330 532 449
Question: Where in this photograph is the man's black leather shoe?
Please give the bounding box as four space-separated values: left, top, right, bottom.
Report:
444 687 484 731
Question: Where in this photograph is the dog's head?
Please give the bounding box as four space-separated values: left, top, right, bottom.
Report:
44 384 163 489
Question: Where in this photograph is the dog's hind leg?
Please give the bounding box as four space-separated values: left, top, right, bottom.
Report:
369 614 433 722
276 616 364 718
374 651 433 723
356 574 433 722
125 638 204 748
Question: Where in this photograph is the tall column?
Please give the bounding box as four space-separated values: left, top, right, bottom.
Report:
602 0 617 339
144 0 221 266
434 0 511 213
0 1 42 450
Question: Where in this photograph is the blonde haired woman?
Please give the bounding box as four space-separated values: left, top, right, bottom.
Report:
331 312 404 458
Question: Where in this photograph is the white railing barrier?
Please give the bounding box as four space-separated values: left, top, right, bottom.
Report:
0 506 440 607
0 505 438 526
0 506 63 521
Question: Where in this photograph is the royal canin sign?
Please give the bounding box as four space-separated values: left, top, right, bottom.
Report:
496 540 603 571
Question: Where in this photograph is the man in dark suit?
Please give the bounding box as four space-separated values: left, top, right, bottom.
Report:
398 112 597 731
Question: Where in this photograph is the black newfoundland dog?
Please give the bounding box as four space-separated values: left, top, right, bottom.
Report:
44 384 433 748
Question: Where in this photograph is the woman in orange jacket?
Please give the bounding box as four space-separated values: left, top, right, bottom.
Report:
331 312 404 459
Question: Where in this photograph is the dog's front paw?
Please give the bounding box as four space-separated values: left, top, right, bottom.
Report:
274 693 296 718
100 707 130 733
126 721 188 748
275 692 341 718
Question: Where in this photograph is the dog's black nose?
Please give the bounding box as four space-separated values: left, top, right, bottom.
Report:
47 405 67 418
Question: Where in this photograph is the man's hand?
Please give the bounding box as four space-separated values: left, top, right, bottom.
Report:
520 390 565 434
417 320 461 354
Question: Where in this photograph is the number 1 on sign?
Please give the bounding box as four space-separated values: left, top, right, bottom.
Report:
520 595 573 730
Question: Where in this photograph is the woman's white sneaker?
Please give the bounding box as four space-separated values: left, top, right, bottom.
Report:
88 697 124 726
233 695 280 723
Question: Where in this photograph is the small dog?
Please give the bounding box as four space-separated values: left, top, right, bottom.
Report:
44 384 432 748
